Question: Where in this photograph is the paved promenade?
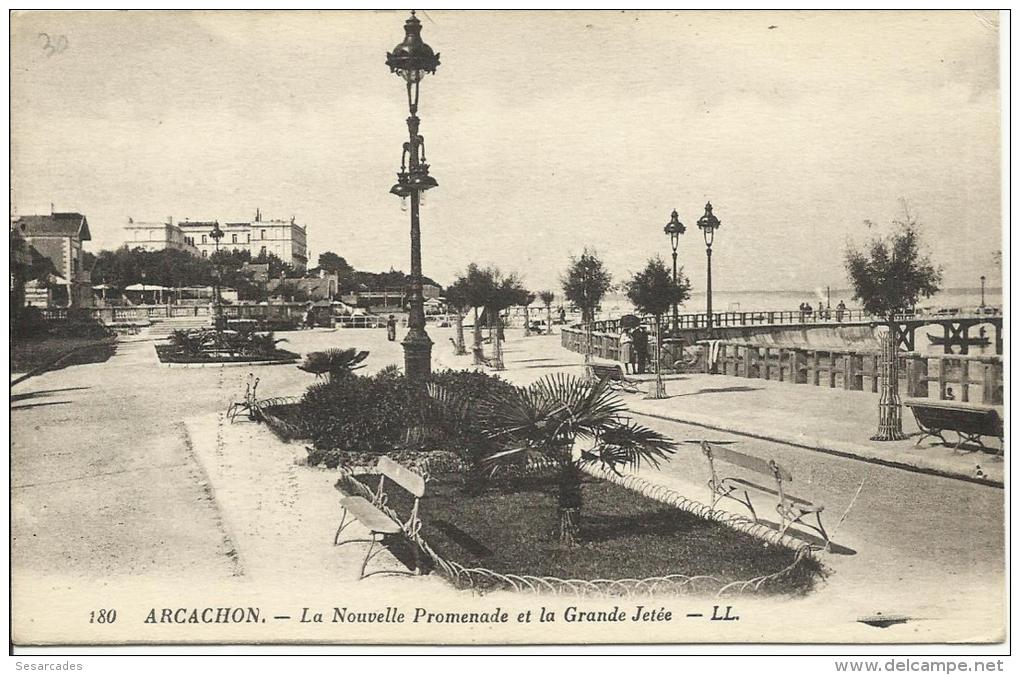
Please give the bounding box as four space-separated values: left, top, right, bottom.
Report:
10 325 1004 644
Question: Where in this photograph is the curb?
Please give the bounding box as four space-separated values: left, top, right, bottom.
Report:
159 358 299 369
627 407 1004 489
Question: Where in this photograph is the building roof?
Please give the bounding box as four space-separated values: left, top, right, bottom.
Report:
14 213 91 241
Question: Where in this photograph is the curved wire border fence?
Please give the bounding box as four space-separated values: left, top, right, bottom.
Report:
331 456 818 599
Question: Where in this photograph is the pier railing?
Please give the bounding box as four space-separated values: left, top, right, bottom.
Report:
707 341 1002 405
587 306 1001 335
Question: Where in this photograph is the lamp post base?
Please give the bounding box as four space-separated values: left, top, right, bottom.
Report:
402 330 433 381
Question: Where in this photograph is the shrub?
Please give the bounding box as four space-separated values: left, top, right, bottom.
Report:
301 373 420 457
166 328 286 358
11 306 49 339
295 367 518 468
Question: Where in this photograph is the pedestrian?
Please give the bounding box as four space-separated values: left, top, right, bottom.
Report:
945 386 956 401
619 328 634 374
632 326 649 375
386 314 397 342
836 300 846 322
305 303 316 329
300 307 311 330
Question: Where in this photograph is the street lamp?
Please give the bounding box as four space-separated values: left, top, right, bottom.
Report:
386 10 440 382
696 202 721 328
663 209 686 333
209 221 225 330
980 275 986 308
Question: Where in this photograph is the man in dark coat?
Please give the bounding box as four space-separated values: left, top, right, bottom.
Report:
632 326 649 374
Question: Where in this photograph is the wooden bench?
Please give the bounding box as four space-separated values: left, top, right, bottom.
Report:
589 362 641 393
903 398 1004 454
701 441 829 550
334 457 426 579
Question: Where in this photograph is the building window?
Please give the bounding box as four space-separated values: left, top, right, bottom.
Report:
260 246 267 257
202 250 207 258
232 234 237 244
202 235 207 244
261 229 266 240
247 233 250 243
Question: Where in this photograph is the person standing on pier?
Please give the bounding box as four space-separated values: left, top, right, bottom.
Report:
836 300 846 322
386 315 397 342
619 328 635 375
632 326 649 374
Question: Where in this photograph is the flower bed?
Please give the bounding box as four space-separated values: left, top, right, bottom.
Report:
154 344 299 364
340 465 823 597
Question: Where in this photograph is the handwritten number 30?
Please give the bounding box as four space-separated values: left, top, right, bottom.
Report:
38 33 68 57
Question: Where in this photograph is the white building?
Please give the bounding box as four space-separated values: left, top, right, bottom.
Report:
124 217 199 255
126 210 309 271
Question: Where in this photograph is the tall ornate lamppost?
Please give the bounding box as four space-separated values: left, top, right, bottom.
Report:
386 10 440 382
209 221 225 330
696 202 721 329
980 275 986 309
663 209 685 333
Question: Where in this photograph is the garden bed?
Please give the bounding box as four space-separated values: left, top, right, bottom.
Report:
12 336 117 374
342 468 822 596
154 344 300 365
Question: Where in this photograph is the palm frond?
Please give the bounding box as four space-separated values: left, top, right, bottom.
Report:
579 421 676 473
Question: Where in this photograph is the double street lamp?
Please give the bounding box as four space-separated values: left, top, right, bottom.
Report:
386 10 440 382
209 221 225 330
696 202 721 328
663 209 686 333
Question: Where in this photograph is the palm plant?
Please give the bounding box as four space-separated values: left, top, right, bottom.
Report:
538 290 555 335
430 373 676 546
297 347 369 382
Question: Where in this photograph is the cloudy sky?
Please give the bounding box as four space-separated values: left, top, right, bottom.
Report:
11 10 1002 293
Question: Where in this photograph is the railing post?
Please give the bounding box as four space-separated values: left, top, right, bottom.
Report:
905 355 928 398
936 358 949 400
959 360 970 403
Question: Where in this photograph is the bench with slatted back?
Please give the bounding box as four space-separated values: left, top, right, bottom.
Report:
589 362 641 393
334 456 426 579
701 441 829 550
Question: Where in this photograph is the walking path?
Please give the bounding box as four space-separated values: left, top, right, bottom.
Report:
10 326 1005 644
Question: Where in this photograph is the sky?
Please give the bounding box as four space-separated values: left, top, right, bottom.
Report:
11 10 1003 294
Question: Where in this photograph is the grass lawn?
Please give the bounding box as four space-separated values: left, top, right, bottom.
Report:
11 336 117 374
154 344 300 364
346 470 822 595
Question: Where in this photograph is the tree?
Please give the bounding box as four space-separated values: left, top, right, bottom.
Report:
626 257 692 399
845 208 942 440
444 277 471 356
520 291 536 336
252 251 295 279
317 251 355 288
431 374 675 546
457 264 496 364
538 290 555 335
561 249 613 369
486 272 527 370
